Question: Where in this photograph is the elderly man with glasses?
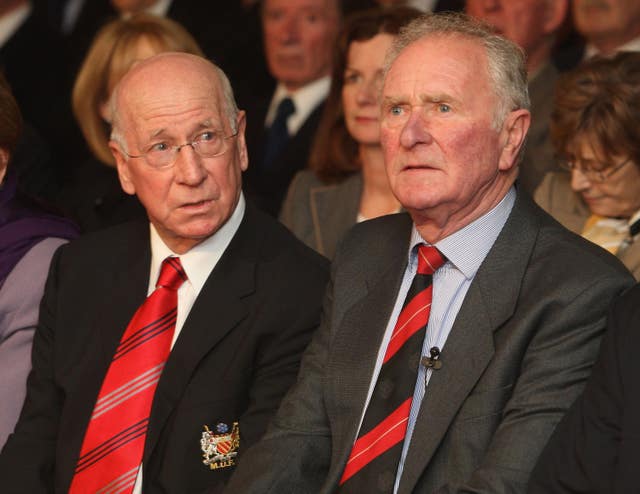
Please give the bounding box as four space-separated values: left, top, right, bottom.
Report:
0 52 329 494
535 51 640 279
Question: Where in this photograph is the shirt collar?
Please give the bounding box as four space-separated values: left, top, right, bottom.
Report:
407 187 516 279
0 2 31 49
120 0 172 18
148 193 246 294
265 76 331 135
584 35 640 59
146 0 172 17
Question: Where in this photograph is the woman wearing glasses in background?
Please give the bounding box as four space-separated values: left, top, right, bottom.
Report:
534 51 640 279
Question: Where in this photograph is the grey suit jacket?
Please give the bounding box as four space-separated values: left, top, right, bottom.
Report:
535 171 640 280
280 171 362 259
226 191 633 493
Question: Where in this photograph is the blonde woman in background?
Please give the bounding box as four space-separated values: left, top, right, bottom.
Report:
62 13 203 232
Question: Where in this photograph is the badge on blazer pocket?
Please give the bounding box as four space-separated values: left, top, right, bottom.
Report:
200 422 239 470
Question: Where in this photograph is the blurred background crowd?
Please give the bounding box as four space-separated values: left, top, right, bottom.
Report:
1 0 636 242
2 0 640 447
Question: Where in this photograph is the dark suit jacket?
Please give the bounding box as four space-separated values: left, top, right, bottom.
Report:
0 204 329 493
243 92 325 217
225 192 633 493
0 7 73 192
528 283 640 494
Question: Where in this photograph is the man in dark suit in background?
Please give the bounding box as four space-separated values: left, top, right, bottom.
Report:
242 0 341 216
0 0 71 200
573 0 640 58
466 0 569 194
0 52 329 493
225 13 633 493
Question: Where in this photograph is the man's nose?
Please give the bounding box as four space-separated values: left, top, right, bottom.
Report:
399 110 432 148
174 145 207 186
280 14 301 43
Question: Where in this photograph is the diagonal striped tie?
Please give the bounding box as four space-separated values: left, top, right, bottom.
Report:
69 256 187 494
339 245 446 491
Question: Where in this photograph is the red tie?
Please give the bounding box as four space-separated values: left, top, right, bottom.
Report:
339 245 445 490
69 257 187 494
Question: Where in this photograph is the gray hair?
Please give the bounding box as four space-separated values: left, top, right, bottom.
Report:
110 59 239 152
384 12 530 129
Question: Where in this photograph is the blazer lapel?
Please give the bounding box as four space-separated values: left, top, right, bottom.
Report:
144 211 256 460
324 215 413 486
398 194 539 493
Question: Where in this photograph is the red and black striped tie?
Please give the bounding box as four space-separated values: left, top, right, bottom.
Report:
69 256 187 493
339 245 446 492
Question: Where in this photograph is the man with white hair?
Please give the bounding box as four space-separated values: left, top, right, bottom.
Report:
0 52 328 493
224 13 632 493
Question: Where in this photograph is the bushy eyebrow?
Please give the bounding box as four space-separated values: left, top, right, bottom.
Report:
147 119 216 141
421 93 458 105
381 95 405 109
381 92 460 108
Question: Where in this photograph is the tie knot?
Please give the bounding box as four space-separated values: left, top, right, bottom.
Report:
416 245 446 275
156 257 187 291
276 97 295 120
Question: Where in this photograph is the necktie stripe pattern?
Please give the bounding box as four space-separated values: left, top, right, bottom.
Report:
113 309 177 361
341 398 412 480
75 418 149 473
339 245 446 490
91 363 166 420
383 288 433 364
94 467 139 494
69 257 187 494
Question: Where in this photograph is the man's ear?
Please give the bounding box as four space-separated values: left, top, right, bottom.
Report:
109 141 136 195
235 110 249 172
498 108 531 171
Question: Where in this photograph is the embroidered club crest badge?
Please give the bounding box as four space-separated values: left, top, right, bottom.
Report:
201 422 240 470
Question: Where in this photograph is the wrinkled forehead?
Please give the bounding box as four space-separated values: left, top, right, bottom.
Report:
116 63 227 131
384 34 490 93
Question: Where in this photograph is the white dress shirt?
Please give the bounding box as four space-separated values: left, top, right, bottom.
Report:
584 35 640 59
0 2 31 49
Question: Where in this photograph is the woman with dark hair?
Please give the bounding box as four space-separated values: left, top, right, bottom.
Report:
534 51 640 279
280 7 421 258
0 75 78 448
